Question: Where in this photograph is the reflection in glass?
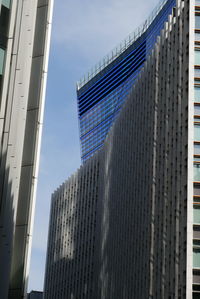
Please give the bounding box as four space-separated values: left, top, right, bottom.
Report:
0 48 5 75
195 50 200 65
194 185 200 196
194 124 200 141
195 33 200 42
195 105 200 115
195 87 200 103
2 0 11 8
194 164 200 181
196 15 200 29
195 68 200 78
194 205 200 223
195 144 200 156
193 248 200 268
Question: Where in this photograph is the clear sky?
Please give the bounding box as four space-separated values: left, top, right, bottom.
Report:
28 0 160 292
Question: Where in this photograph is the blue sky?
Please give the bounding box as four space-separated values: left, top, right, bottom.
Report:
28 0 159 292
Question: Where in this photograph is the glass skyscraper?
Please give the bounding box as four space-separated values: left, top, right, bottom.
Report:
44 1 200 297
77 0 176 162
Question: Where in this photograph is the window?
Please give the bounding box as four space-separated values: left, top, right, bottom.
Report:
195 68 200 78
194 124 200 141
195 50 200 65
2 0 11 9
194 248 200 268
194 184 200 195
196 15 200 29
195 105 200 115
195 33 200 42
195 87 200 103
194 205 200 223
0 48 5 75
194 164 200 181
194 240 200 247
193 290 200 298
196 0 200 5
0 4 10 49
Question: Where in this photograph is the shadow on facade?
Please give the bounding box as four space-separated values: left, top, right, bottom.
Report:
95 91 156 299
0 156 15 298
44 162 100 298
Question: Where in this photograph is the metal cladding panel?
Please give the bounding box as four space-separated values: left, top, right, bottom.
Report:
77 0 176 162
0 0 53 298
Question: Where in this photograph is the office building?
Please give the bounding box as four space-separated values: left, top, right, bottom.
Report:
44 156 100 298
77 0 176 162
28 291 43 299
0 1 53 298
44 0 200 298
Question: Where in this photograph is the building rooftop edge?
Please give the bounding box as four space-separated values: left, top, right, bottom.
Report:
76 0 169 90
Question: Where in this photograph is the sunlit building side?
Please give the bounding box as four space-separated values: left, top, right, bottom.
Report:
0 1 53 298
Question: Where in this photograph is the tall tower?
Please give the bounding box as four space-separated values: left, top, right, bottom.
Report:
44 0 200 298
0 1 53 298
77 0 176 162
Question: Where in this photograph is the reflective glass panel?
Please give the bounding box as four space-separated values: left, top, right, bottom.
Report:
194 164 200 181
195 105 200 115
195 50 200 65
195 68 200 78
194 205 200 223
195 87 200 103
196 15 200 29
193 248 200 268
195 33 200 42
194 185 200 196
194 124 200 141
0 48 5 75
2 0 11 8
194 144 200 155
194 240 200 247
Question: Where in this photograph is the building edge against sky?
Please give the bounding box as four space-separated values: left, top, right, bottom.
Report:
44 0 200 297
77 0 176 162
44 156 100 298
0 1 54 298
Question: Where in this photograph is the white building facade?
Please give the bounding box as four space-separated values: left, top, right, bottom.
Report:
0 1 53 298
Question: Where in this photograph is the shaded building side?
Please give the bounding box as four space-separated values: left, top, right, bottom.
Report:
44 156 100 299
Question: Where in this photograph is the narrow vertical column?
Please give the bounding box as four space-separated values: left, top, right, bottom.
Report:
187 0 195 297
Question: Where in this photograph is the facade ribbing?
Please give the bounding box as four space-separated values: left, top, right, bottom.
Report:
44 156 100 299
97 1 189 297
0 1 53 298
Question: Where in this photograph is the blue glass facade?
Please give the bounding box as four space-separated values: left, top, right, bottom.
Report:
77 0 176 162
